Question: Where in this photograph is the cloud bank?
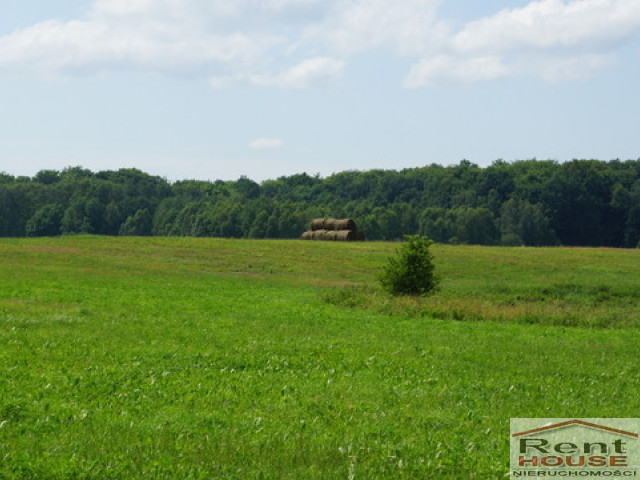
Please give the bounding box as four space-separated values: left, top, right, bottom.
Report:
405 0 640 86
0 0 639 87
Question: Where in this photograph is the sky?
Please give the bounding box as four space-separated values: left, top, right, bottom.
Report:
0 0 639 183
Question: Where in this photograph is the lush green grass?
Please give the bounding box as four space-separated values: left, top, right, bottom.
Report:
1 236 640 479
325 244 640 329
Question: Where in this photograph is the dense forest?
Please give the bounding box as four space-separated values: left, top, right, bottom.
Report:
2 159 640 247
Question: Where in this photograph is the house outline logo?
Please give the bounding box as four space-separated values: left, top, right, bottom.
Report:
512 419 639 440
510 418 640 477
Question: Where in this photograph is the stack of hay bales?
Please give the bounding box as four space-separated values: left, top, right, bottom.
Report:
300 218 365 241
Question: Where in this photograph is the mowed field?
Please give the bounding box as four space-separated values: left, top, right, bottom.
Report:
1 236 640 479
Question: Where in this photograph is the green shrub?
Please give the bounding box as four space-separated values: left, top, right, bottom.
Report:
379 235 439 296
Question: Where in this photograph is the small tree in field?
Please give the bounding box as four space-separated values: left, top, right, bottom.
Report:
379 235 439 296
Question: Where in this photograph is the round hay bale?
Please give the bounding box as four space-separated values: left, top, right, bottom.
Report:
300 231 313 240
335 230 356 241
311 229 328 240
323 218 337 230
333 218 356 231
311 219 326 231
324 230 339 241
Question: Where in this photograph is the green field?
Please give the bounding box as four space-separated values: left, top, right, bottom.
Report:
1 236 640 479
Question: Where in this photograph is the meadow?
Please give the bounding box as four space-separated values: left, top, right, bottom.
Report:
1 236 640 479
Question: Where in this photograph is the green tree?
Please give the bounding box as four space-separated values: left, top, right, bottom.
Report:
500 198 557 246
33 170 61 185
233 176 260 199
374 207 402 240
0 173 15 184
379 235 439 296
104 201 124 235
359 214 383 241
625 206 640 248
542 160 615 246
61 199 90 234
277 207 305 238
0 186 30 236
454 207 499 245
418 207 452 243
119 209 153 236
25 204 64 237
249 210 270 238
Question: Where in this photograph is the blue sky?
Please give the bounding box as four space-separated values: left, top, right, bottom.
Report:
1 0 639 182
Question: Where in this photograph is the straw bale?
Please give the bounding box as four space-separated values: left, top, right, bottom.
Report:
311 218 357 231
311 218 326 231
334 218 356 230
302 218 365 241
323 218 337 230
335 230 356 241
311 229 328 240
324 230 339 241
320 218 356 230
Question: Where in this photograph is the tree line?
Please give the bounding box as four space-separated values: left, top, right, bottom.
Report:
2 159 640 247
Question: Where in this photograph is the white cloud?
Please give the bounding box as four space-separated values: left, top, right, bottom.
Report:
0 0 439 84
211 56 345 88
250 138 284 150
406 0 640 87
303 0 444 55
0 10 270 76
0 0 308 78
266 56 345 88
452 0 640 54
524 53 614 81
0 0 639 87
404 55 509 87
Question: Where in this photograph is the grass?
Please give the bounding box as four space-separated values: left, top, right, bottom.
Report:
1 236 640 478
324 244 640 329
